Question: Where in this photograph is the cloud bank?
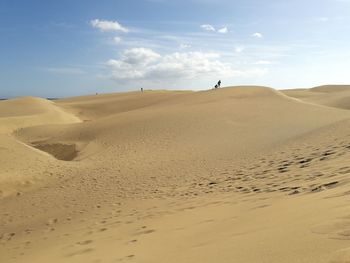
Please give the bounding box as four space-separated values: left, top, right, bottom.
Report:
105 48 267 83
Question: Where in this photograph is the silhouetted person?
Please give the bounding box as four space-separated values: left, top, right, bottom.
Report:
217 80 221 88
141 88 143 92
214 84 218 89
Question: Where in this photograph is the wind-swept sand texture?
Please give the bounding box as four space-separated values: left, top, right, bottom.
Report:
2 86 350 262
283 85 350 110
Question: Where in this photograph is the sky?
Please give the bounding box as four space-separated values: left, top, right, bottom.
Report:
1 0 350 98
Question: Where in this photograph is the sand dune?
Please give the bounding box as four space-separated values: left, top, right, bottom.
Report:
283 85 350 110
16 86 350 162
0 97 81 197
2 86 350 262
0 96 80 134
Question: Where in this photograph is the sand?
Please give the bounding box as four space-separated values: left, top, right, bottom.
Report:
2 85 350 262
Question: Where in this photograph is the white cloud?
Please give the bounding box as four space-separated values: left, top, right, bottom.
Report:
180 43 191 49
122 47 161 65
252 32 263 38
201 24 216 32
113 37 122 44
105 47 267 82
218 27 228 34
90 19 129 33
200 25 229 34
254 60 272 65
235 46 244 53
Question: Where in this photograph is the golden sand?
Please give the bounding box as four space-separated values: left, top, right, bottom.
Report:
2 86 350 262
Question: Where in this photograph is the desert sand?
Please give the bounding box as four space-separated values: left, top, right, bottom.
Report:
2 86 350 262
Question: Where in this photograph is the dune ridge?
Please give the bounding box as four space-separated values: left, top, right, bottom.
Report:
283 85 350 110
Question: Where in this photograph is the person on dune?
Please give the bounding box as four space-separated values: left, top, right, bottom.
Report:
214 80 221 89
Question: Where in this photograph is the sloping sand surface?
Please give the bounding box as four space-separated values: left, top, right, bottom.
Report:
2 86 350 262
283 85 350 110
0 97 81 134
0 97 81 197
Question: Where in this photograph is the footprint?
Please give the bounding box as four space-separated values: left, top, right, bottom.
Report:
135 229 156 235
46 218 58 226
77 240 93 245
323 181 339 188
338 167 350 174
65 248 94 257
1 232 15 241
298 158 313 164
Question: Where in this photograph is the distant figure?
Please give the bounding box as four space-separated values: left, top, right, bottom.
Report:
141 87 143 92
213 80 221 89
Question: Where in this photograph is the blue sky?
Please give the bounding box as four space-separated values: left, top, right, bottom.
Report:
1 0 350 97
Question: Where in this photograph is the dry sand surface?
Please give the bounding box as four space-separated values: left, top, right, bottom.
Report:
2 86 350 262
